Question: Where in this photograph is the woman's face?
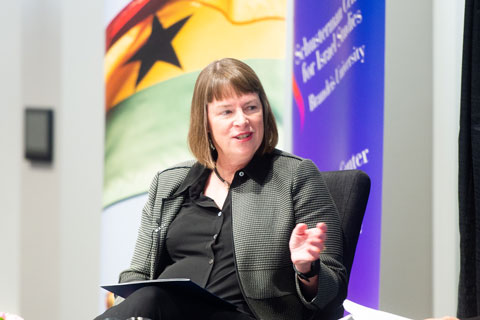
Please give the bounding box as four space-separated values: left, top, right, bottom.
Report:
207 91 264 168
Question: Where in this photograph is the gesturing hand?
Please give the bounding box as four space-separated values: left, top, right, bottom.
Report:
289 223 327 272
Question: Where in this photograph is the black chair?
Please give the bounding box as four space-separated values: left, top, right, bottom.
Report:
314 170 371 320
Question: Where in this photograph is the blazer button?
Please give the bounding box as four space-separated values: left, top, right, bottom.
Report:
239 171 244 177
209 259 214 265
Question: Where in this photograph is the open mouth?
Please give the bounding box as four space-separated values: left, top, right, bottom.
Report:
235 133 252 140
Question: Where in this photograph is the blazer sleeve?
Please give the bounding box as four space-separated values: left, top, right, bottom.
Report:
291 159 347 310
117 172 160 284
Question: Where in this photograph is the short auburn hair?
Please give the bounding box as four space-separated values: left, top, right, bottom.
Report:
188 58 278 169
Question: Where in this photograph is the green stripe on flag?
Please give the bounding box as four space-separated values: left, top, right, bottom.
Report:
104 58 285 207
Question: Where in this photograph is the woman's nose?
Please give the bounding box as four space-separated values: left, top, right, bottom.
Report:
233 111 249 126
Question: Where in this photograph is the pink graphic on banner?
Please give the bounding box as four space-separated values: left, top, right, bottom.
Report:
292 75 306 129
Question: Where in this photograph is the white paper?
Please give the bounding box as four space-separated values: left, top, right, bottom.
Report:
343 299 413 320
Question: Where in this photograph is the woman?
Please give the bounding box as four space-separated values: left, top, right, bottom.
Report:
96 58 346 320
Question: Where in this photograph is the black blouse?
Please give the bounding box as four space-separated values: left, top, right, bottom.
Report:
158 166 253 316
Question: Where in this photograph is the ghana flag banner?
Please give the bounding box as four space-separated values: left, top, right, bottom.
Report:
292 0 385 309
100 0 286 310
104 0 287 208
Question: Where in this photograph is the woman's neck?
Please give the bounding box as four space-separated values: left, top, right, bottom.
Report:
215 156 250 184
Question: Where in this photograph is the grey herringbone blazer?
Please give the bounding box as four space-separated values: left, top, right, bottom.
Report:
118 149 347 320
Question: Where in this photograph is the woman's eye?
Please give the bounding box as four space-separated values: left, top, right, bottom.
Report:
247 105 258 111
221 110 232 115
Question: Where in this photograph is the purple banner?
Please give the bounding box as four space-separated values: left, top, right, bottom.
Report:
292 0 385 309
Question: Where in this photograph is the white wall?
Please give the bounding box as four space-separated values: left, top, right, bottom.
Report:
57 0 104 317
381 0 463 318
381 1 434 317
20 1 62 317
0 0 104 319
0 0 22 315
432 0 463 317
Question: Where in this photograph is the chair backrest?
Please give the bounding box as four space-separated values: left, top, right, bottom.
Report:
314 170 371 320
322 170 371 278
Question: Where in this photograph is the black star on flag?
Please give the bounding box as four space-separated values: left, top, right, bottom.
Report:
126 14 191 86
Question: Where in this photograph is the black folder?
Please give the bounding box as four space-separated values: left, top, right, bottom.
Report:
101 278 236 310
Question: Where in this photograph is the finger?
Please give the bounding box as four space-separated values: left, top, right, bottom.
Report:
306 236 326 254
293 223 308 236
308 238 325 248
316 222 327 232
305 228 327 241
307 246 323 259
313 225 328 243
310 239 325 250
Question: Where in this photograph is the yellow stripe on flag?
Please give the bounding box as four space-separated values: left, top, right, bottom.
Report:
189 0 285 23
105 0 286 110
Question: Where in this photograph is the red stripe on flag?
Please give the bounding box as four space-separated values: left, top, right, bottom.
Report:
106 0 164 51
